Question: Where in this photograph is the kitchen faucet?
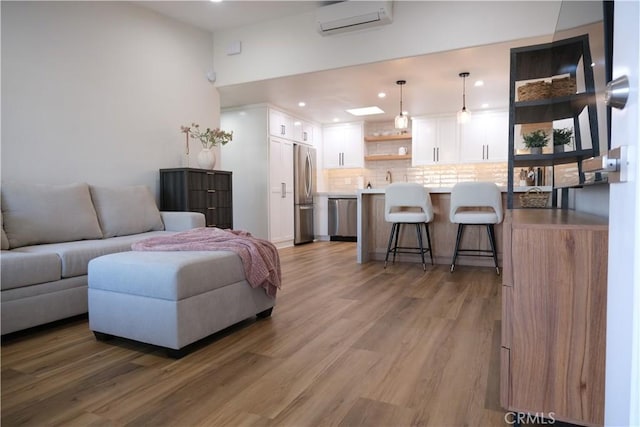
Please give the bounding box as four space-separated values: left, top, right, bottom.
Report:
385 170 392 183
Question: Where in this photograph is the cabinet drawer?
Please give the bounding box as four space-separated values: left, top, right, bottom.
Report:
160 168 233 229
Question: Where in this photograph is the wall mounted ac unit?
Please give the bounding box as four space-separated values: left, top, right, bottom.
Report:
316 1 393 36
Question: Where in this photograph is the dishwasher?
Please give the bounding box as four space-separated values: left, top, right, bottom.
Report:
328 197 357 242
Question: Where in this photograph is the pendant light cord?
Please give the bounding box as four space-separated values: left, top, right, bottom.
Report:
459 72 470 112
395 80 408 130
396 80 406 117
462 77 466 111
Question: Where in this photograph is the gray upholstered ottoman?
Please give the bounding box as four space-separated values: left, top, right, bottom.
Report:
88 251 274 357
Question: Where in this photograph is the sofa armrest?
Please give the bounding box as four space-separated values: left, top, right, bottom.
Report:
160 212 205 231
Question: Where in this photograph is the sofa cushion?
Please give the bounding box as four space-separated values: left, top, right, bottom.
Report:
15 231 174 278
0 251 62 290
1 211 9 250
90 185 164 238
1 182 103 248
88 251 246 300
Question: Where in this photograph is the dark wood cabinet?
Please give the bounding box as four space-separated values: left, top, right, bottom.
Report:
160 168 233 229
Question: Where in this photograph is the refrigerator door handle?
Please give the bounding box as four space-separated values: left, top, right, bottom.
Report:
305 151 313 199
281 182 286 198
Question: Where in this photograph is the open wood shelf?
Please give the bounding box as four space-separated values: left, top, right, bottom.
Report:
514 93 593 124
364 134 411 142
364 154 412 161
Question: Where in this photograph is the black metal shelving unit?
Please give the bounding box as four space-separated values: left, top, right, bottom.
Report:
507 34 600 209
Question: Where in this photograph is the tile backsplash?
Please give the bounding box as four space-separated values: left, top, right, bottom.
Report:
326 162 509 192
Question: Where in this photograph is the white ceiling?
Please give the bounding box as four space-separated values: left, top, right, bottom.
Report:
216 38 545 124
139 1 550 125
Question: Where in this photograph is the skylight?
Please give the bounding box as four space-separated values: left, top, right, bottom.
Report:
346 106 384 116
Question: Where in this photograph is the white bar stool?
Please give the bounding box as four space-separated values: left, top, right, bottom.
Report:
449 182 503 275
384 183 434 271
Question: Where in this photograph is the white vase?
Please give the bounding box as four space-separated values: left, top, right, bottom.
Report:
197 148 216 170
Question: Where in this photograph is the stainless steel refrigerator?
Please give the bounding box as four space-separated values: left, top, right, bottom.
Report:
293 144 316 244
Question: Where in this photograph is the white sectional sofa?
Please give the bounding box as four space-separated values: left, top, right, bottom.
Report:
0 182 205 335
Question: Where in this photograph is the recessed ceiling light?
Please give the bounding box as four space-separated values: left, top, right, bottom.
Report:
210 0 223 3
475 80 484 87
298 101 306 107
378 92 386 98
346 106 384 116
333 118 340 122
481 103 489 108
293 121 302 126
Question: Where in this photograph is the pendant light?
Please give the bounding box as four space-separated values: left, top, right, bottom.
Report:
457 72 471 124
394 80 408 130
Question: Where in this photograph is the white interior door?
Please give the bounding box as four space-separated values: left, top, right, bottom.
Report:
605 1 640 425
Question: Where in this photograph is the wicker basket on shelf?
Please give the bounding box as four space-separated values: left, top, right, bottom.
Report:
551 76 577 97
517 81 552 101
519 187 550 208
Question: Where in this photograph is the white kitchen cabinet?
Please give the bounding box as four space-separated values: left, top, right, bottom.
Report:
269 137 294 244
323 122 364 169
292 119 314 145
269 108 293 139
411 116 458 166
459 110 509 163
301 121 314 145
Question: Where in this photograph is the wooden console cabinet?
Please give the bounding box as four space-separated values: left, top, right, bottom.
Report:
160 168 233 229
501 209 608 426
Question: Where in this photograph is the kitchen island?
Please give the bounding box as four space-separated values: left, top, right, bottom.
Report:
356 186 549 266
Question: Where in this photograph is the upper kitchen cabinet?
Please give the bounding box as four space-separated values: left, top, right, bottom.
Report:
506 34 600 208
411 116 458 166
323 122 364 169
269 108 293 140
269 108 318 146
459 111 509 163
292 119 315 145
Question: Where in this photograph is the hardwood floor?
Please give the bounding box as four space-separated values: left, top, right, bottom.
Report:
1 242 507 426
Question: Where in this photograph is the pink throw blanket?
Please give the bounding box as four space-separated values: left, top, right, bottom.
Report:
131 228 281 297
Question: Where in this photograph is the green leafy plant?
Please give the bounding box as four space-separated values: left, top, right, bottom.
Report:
522 130 549 148
181 123 233 149
553 127 573 146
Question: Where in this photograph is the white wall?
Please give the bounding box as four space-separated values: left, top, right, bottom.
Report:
1 1 219 197
212 1 564 87
570 185 610 218
220 106 270 238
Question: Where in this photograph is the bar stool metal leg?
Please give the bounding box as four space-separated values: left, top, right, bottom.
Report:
415 223 426 271
384 223 397 268
450 224 465 273
424 223 434 265
392 223 401 264
487 224 500 275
